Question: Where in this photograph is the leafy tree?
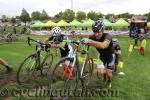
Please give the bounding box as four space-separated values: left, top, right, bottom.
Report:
11 17 16 25
20 8 31 25
76 11 86 22
117 12 132 19
97 12 103 19
144 12 150 21
105 13 115 19
87 11 99 20
54 11 63 19
1 15 8 22
31 11 41 21
40 9 49 20
62 9 75 22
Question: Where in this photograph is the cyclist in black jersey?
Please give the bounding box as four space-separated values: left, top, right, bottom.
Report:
44 27 72 58
82 20 115 88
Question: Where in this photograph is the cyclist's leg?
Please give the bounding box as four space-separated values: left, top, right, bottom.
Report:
97 57 106 80
0 58 12 73
60 51 70 68
97 63 105 76
106 54 115 87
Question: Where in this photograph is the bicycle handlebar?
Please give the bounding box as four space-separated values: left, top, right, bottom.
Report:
27 37 51 52
63 40 85 45
63 39 89 53
27 37 45 46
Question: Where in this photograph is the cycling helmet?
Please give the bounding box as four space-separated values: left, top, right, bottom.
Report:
51 27 61 36
92 20 105 33
112 38 118 43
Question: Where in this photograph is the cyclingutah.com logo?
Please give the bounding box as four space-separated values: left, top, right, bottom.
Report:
0 87 119 97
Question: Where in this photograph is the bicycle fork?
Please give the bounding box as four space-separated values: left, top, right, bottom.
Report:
62 65 75 81
62 57 77 81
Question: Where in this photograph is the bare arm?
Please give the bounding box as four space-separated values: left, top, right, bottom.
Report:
115 50 121 55
50 42 66 48
88 39 110 49
65 33 94 37
43 38 49 43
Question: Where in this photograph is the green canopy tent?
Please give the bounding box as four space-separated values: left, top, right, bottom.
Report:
31 21 46 27
82 19 94 27
56 20 69 26
113 18 129 27
147 22 150 27
102 19 112 27
112 18 129 31
45 20 56 27
70 19 82 27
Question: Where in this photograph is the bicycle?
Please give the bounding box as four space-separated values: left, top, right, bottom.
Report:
48 40 93 97
0 32 18 42
16 37 53 84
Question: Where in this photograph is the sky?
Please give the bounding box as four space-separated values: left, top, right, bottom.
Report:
0 0 149 17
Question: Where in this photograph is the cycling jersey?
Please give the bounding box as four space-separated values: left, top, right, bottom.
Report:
89 33 114 57
89 33 115 70
48 34 70 57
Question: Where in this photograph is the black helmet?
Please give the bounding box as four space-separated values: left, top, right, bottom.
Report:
92 20 105 33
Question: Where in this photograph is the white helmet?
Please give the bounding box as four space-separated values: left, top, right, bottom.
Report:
51 27 61 36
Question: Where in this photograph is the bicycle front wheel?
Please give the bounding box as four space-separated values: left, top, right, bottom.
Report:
48 57 79 98
81 57 93 87
17 54 38 84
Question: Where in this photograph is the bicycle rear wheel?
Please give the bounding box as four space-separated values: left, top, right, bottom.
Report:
48 57 79 98
17 54 38 84
41 54 53 75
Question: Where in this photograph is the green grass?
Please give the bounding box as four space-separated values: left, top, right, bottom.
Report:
0 35 150 100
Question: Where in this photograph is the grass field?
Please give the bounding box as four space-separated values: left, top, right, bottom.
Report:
0 35 150 100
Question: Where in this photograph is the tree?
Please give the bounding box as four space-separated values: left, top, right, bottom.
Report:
87 11 99 20
1 15 8 22
20 8 31 25
144 12 150 21
76 11 86 22
54 11 63 19
117 12 132 19
105 13 115 19
11 17 16 25
40 9 49 21
97 12 103 19
31 11 41 21
62 9 75 22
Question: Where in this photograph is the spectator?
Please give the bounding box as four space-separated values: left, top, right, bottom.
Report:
138 34 147 56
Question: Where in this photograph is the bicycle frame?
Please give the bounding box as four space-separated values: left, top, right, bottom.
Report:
28 37 51 70
62 41 90 81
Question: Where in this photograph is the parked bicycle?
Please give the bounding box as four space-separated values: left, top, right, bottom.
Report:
17 37 53 84
48 40 93 97
0 32 18 42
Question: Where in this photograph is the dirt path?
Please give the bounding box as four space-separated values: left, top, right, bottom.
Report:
0 72 17 86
